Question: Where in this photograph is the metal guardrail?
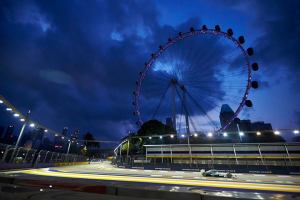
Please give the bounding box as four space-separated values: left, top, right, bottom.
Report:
0 143 87 168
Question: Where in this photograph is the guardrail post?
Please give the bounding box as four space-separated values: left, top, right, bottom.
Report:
161 146 163 164
145 146 148 162
56 153 60 163
258 144 264 166
1 145 11 162
43 151 49 163
210 144 214 167
33 150 42 167
233 144 239 165
24 149 30 163
12 147 22 163
49 152 54 163
170 145 173 164
30 150 37 163
284 144 292 166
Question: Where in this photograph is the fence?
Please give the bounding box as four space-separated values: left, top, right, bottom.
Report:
0 143 88 169
114 142 300 174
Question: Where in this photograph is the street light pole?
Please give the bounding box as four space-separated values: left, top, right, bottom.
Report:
10 110 31 163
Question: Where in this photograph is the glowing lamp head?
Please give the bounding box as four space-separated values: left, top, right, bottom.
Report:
223 132 228 137
256 131 261 136
274 130 280 135
239 132 244 136
293 130 299 134
207 132 213 137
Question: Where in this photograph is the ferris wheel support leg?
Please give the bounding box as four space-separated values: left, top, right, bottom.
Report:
183 90 190 143
172 83 177 132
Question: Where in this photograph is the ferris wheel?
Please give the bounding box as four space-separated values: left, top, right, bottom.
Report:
133 25 259 135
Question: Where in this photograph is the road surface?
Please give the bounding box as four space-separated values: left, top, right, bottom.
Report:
1 161 300 199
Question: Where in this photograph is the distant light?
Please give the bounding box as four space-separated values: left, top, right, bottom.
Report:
239 132 244 136
29 123 35 128
170 134 174 138
293 130 299 134
223 132 228 137
44 129 48 133
159 136 163 139
194 133 198 137
49 185 52 188
6 108 12 111
207 132 213 137
274 130 280 135
256 131 261 136
61 136 65 139
20 118 25 122
181 134 185 138
40 188 43 192
55 134 58 137
0 100 3 104
148 136 152 139
68 139 70 142
13 113 20 117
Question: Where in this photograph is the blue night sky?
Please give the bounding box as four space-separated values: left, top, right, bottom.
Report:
0 0 299 141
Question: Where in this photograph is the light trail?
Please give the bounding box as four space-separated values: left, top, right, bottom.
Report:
19 169 300 193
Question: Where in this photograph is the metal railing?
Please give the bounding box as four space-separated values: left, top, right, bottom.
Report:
0 143 87 168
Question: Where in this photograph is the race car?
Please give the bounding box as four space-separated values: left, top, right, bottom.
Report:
202 169 232 178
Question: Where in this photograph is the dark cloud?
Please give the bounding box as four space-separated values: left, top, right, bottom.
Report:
1 0 299 140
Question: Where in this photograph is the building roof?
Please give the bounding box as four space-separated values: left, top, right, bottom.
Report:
220 104 234 114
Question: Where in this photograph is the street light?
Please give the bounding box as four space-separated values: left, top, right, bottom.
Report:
6 108 12 111
170 134 174 138
44 129 48 133
194 133 198 137
148 136 152 139
29 123 35 128
223 132 228 137
293 130 299 134
239 132 244 136
10 110 31 163
159 136 163 139
207 132 213 137
181 134 185 138
0 100 3 104
256 131 261 136
20 118 25 122
274 130 280 135
13 113 19 117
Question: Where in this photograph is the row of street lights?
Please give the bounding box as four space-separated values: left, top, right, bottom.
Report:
145 129 299 140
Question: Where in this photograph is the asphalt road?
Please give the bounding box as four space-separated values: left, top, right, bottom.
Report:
1 161 300 199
